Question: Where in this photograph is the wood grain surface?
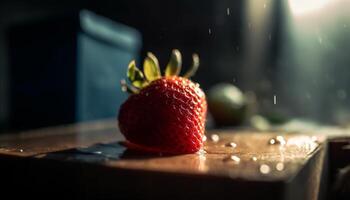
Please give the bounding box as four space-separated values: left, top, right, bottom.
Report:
0 120 327 200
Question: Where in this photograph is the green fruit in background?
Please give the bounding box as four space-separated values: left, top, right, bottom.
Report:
207 83 247 126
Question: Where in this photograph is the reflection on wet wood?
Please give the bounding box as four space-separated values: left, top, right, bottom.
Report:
0 120 326 200
109 132 322 182
0 120 120 157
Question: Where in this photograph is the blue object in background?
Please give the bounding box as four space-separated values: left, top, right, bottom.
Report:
6 10 141 131
77 10 142 122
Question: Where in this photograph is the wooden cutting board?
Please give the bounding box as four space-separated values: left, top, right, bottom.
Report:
0 120 326 200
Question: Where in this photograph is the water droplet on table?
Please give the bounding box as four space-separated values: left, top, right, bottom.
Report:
276 136 286 145
268 136 286 146
210 134 220 142
260 164 271 174
225 142 237 148
224 155 240 164
276 162 285 171
251 156 258 162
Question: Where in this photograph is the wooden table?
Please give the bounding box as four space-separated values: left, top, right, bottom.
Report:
0 120 328 200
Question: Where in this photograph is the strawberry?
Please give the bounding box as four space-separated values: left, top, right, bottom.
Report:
118 49 207 154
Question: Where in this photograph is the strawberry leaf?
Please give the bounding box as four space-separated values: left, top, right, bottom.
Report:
184 53 200 78
143 52 161 81
165 49 182 77
127 60 146 88
120 79 139 94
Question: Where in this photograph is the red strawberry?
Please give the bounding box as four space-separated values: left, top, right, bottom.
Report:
118 49 207 154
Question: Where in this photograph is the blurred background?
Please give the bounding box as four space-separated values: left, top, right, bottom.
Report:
0 0 350 133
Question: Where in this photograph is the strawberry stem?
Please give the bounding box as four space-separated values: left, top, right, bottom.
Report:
127 60 147 88
165 49 182 77
183 53 200 78
121 49 200 93
143 52 161 82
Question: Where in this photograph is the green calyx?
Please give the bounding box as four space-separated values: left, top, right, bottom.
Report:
121 49 200 94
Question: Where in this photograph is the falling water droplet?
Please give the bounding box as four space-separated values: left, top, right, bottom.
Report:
260 164 271 174
19 149 24 153
264 3 266 8
318 36 323 44
227 8 230 16
208 28 212 35
225 142 237 148
276 162 285 171
210 134 220 142
269 33 272 40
